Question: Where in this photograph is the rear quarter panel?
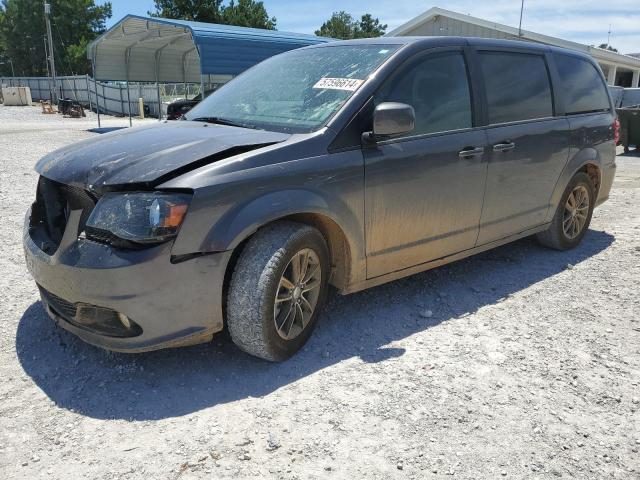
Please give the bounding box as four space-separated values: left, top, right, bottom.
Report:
545 112 616 221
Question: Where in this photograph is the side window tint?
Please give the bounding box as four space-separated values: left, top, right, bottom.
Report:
479 52 553 124
376 52 472 136
555 54 610 114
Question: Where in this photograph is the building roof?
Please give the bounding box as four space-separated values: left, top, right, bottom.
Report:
87 15 331 83
310 35 592 57
386 7 640 70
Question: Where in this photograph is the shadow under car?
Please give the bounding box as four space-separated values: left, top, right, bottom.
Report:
16 230 614 420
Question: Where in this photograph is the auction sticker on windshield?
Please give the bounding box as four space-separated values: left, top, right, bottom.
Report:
313 77 364 91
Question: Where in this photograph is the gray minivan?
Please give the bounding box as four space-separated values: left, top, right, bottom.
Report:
24 37 617 361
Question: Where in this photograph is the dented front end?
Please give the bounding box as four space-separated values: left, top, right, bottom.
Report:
35 121 289 191
23 121 288 351
24 186 232 351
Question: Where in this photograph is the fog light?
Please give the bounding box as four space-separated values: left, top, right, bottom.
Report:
118 313 131 329
73 303 142 337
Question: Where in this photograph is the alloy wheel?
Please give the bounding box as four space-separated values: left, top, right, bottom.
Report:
563 185 590 239
273 248 322 340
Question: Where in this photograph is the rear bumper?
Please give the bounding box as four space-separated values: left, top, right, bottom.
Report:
23 209 231 352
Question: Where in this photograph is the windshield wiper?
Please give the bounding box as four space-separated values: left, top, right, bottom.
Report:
190 116 260 130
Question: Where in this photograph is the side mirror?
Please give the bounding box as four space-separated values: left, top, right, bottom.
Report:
363 102 415 143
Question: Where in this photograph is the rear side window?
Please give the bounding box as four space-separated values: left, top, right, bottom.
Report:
554 54 610 114
376 51 473 136
478 52 553 124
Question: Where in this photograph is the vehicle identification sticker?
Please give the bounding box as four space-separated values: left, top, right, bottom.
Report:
313 77 364 91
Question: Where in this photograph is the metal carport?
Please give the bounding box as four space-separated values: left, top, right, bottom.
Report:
87 15 331 125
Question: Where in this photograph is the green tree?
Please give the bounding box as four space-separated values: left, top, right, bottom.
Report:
0 0 111 76
221 0 275 29
598 43 618 53
315 11 353 39
0 8 6 74
356 13 386 38
149 0 276 29
315 11 386 39
149 0 223 23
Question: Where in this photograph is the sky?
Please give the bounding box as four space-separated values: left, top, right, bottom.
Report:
104 1 640 54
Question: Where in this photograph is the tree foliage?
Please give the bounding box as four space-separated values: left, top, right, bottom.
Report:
0 9 6 71
315 11 353 40
598 43 618 53
355 13 387 39
222 0 275 29
149 0 276 29
0 0 112 76
315 11 387 39
149 0 223 23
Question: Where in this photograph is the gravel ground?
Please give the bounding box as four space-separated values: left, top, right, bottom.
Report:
1 105 639 479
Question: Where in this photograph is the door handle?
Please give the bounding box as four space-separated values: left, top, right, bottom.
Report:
458 146 484 158
493 142 516 152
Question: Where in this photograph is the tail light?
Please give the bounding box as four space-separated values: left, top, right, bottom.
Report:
613 118 620 145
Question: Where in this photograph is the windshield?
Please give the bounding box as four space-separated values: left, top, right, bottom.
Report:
185 44 399 133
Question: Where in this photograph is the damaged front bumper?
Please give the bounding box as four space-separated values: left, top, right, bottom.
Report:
23 208 231 353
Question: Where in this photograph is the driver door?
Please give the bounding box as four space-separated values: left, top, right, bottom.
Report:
363 49 488 278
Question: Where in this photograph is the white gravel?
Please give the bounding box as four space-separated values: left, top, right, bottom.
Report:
1 105 639 479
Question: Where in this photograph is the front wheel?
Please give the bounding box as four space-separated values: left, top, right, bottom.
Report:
536 172 595 250
226 221 330 361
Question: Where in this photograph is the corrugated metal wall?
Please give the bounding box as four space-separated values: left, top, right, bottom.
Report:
1 76 210 117
2 76 89 105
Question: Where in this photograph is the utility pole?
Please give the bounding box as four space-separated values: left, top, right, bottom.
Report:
43 37 50 77
44 2 57 102
518 0 525 37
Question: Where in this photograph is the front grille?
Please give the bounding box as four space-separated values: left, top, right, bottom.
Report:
83 227 120 245
29 176 96 254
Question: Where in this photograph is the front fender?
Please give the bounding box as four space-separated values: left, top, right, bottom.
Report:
168 150 367 286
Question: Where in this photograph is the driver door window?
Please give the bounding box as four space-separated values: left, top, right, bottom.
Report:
375 52 473 137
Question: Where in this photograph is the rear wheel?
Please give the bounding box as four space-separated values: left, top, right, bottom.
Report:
226 221 329 361
536 172 595 250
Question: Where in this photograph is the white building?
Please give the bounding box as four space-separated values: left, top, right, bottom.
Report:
386 7 640 88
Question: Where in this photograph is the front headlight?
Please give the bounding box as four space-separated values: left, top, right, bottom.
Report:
85 192 191 245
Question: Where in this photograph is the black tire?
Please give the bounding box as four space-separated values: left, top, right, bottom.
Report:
226 221 330 361
536 172 595 250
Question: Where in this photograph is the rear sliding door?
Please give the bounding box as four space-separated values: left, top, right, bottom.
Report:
473 49 571 245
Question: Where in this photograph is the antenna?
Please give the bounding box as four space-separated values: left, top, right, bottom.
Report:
606 24 612 48
518 0 525 37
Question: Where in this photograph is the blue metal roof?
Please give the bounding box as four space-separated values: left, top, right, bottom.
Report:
88 15 332 82
165 16 332 75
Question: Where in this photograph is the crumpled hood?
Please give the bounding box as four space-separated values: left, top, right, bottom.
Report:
35 121 290 190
